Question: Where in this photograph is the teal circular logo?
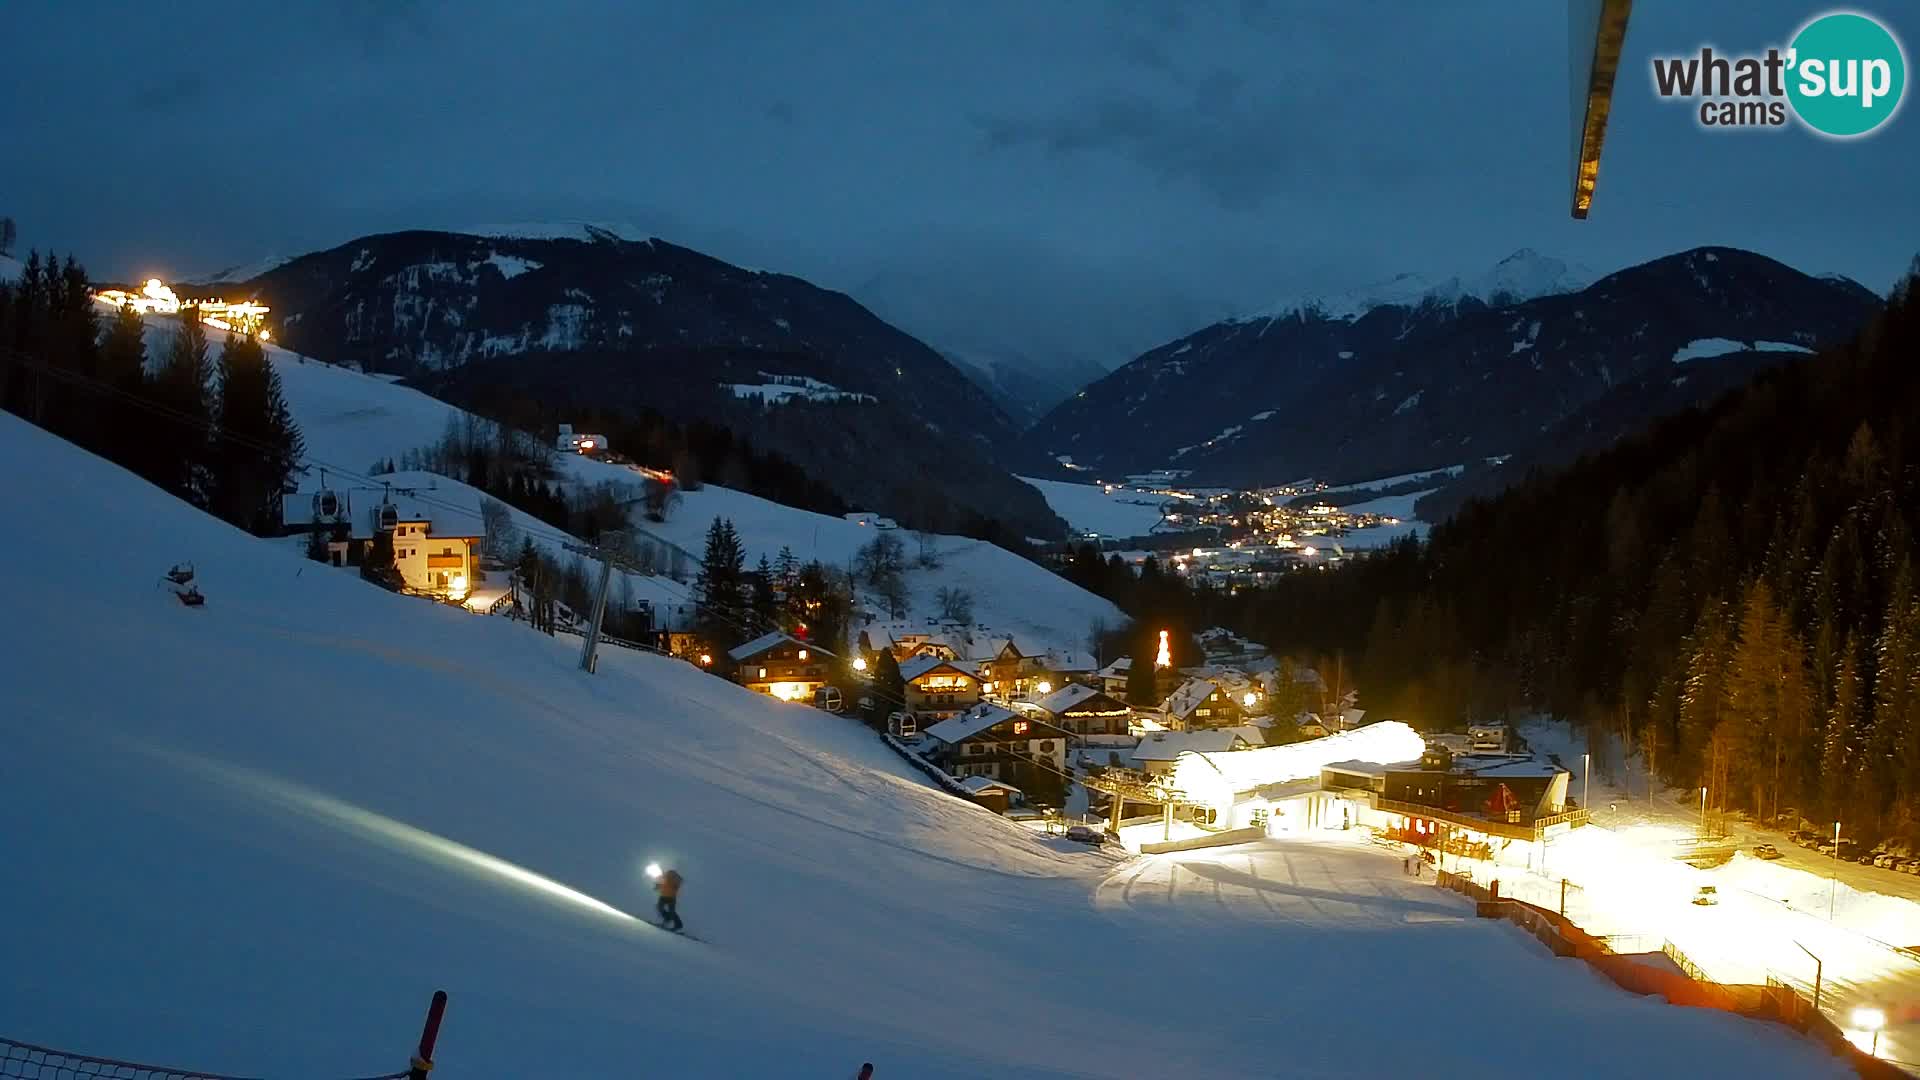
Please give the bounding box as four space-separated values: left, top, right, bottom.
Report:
1787 12 1906 137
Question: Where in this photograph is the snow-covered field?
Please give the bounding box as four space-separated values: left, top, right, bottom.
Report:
1338 488 1434 521
0 413 1857 1077
1018 476 1169 538
1671 338 1814 364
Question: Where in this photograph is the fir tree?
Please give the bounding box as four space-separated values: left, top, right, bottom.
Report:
211 331 304 533
150 308 215 505
693 516 747 648
98 302 150 466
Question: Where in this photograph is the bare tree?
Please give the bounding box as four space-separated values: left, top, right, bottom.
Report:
479 498 520 562
643 475 681 522
935 586 974 624
913 529 941 569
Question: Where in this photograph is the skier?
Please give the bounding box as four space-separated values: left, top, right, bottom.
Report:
648 864 685 931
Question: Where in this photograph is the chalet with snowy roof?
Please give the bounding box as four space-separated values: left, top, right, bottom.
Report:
1095 657 1132 697
1162 677 1245 731
1198 627 1269 665
728 631 827 702
900 655 981 720
1128 729 1251 776
1031 684 1133 743
958 775 1025 815
922 704 1071 785
282 484 482 601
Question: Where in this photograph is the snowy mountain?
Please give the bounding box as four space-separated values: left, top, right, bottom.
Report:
191 228 1062 539
1253 249 1592 322
0 409 1852 1078
1025 247 1882 489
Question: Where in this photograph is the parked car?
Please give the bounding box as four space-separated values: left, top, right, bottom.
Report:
1065 824 1100 844
1905 860 1920 876
1754 844 1783 860
1693 885 1719 906
1793 830 1823 848
1818 840 1838 855
1874 852 1898 869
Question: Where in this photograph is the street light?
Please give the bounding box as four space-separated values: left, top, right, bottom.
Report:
1700 786 1707 838
1831 821 1842 920
1583 752 1590 812
1853 1006 1886 1057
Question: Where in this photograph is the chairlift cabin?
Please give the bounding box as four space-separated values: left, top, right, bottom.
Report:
813 686 844 714
375 502 400 532
312 488 345 522
888 711 918 738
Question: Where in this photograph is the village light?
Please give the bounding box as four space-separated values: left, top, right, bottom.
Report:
1242 692 1257 708
852 656 867 672
797 648 808 661
698 653 712 666
645 862 662 880
1036 681 1052 695
450 573 468 594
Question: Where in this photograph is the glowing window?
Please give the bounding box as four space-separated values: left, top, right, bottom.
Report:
759 667 768 679
1013 721 1029 735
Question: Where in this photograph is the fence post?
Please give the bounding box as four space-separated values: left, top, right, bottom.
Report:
408 990 448 1080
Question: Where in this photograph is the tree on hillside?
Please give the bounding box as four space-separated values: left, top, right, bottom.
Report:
750 554 777 634
211 331 304 534
693 516 747 649
856 532 909 618
871 647 905 729
150 307 216 505
99 301 151 465
936 586 974 625
1124 646 1160 708
0 217 15 256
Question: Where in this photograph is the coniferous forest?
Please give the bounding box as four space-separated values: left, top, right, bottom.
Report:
0 253 304 536
1228 261 1920 843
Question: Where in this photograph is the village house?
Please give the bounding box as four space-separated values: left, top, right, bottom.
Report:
900 655 982 720
958 775 1025 815
1162 677 1246 731
922 704 1072 792
969 637 1044 701
1128 729 1251 776
283 485 481 601
728 631 828 702
1031 683 1134 744
1095 657 1133 698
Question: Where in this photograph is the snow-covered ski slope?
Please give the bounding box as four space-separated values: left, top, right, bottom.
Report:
128 311 1122 651
0 415 1855 1078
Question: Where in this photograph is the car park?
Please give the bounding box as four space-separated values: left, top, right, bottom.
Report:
1754 844 1782 860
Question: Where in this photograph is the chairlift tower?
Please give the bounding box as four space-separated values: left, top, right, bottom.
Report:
564 530 647 674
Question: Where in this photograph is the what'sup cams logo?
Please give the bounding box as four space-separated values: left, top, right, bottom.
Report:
1651 10 1906 137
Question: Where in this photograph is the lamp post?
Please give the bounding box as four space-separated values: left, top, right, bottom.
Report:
1793 940 1822 1012
1699 786 1707 838
1830 821 1842 920
1583 752 1590 813
1853 1007 1885 1058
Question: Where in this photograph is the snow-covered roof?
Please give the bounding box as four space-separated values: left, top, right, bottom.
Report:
922 704 1023 745
1131 729 1246 763
1170 722 1428 802
963 636 1019 663
1097 657 1132 678
1163 677 1221 719
727 630 794 662
1032 683 1116 715
1217 724 1269 748
900 654 970 682
959 775 1022 796
1041 649 1097 674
